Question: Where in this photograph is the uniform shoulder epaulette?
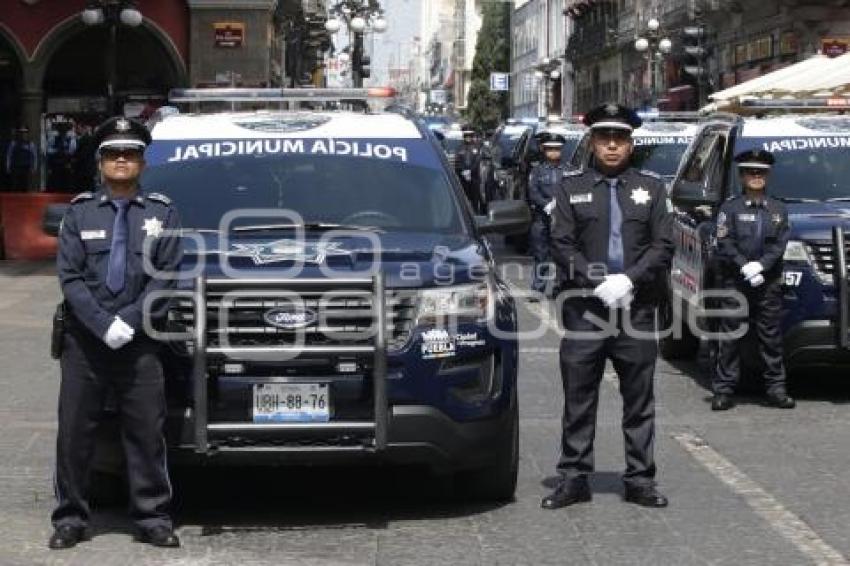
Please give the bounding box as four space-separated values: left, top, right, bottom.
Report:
70 192 94 204
146 192 172 206
563 168 584 178
636 169 662 180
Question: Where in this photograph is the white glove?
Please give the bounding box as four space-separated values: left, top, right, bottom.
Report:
593 274 634 308
544 199 556 216
741 261 764 280
461 170 472 181
613 291 634 310
748 274 765 288
103 316 134 350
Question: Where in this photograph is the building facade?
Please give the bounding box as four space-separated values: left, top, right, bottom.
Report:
0 0 327 188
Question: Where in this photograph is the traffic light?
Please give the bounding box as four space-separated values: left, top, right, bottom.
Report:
359 54 371 79
681 26 708 80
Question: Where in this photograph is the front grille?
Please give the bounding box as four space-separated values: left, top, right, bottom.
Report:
170 283 416 351
806 240 850 285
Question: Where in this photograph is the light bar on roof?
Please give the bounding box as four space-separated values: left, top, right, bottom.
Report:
740 98 850 109
168 87 397 103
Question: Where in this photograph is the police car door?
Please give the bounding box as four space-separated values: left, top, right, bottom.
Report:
670 126 728 306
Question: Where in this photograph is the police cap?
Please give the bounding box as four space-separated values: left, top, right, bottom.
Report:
461 123 476 135
93 116 151 156
537 131 567 148
734 149 774 170
583 102 642 132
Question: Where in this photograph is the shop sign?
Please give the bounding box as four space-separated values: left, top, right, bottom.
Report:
822 38 850 58
214 22 245 48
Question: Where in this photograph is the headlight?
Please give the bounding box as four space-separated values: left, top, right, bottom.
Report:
415 282 492 326
783 240 811 262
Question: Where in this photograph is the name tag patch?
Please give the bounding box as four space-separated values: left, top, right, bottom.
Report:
569 193 593 204
81 230 106 240
737 213 756 222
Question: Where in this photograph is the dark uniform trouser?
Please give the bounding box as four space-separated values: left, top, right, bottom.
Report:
557 298 658 486
52 321 172 531
714 277 786 395
530 213 553 293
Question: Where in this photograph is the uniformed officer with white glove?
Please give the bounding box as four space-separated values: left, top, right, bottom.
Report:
544 103 674 510
713 149 793 411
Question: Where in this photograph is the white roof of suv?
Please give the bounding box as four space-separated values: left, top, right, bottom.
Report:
739 114 850 137
151 111 424 140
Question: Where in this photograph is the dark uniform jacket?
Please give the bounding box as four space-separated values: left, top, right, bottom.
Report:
454 144 480 181
714 195 790 281
528 161 565 211
550 166 674 304
57 189 182 339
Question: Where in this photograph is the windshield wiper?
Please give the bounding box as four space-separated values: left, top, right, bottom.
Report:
776 197 819 203
232 222 384 234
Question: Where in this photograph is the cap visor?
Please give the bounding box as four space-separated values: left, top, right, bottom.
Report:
590 121 633 131
737 162 771 169
98 139 147 152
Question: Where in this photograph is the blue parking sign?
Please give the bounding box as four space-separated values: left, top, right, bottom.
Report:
490 72 510 92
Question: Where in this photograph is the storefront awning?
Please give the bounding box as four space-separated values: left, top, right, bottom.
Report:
705 52 850 113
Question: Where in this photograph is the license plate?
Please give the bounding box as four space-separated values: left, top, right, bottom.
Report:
252 383 330 423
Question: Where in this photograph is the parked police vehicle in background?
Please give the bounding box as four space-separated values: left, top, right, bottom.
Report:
569 113 697 187
664 104 850 371
479 123 533 206
46 88 531 501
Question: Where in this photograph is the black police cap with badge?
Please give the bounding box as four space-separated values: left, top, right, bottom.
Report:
93 116 151 158
734 149 775 170
537 131 567 149
582 102 643 132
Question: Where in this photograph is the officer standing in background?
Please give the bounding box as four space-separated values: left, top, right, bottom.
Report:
527 132 567 298
49 117 183 549
5 126 38 190
543 103 673 510
712 149 794 411
454 124 483 214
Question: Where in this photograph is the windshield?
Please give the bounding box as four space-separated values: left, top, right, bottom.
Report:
141 152 465 234
731 136 850 201
442 136 464 153
495 130 525 156
631 140 690 176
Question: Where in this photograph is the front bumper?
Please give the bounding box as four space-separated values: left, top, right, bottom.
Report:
166 403 513 473
784 320 850 368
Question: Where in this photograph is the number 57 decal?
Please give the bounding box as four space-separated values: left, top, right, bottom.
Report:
784 271 803 287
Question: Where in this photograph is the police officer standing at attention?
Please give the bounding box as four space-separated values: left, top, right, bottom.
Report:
543 103 673 510
528 132 567 298
49 117 183 549
454 124 483 214
712 149 794 411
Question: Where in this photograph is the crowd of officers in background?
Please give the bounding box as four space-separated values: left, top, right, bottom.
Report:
0 119 99 193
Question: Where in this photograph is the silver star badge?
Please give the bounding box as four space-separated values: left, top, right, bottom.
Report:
631 187 651 205
142 217 164 237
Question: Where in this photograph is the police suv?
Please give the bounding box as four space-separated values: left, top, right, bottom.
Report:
664 107 850 369
50 88 530 501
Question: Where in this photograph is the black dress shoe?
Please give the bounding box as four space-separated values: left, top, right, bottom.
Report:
137 526 180 548
48 525 85 550
766 391 796 409
624 484 669 508
541 481 591 509
711 394 734 411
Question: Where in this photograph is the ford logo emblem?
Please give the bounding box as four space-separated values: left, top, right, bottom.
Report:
263 307 318 330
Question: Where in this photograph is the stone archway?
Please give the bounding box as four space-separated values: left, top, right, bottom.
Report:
32 14 187 118
0 26 26 136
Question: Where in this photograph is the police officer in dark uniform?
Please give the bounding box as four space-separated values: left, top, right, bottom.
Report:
528 132 567 298
543 103 674 509
454 124 483 213
49 117 183 549
712 149 794 411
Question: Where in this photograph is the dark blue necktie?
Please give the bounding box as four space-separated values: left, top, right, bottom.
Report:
106 199 129 294
607 178 624 274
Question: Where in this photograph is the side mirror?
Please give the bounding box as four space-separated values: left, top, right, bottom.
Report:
671 180 716 207
432 130 445 142
43 204 70 237
476 200 531 235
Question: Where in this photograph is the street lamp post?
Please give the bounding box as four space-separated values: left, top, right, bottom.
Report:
325 1 387 88
634 17 672 110
534 57 562 120
81 1 143 115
